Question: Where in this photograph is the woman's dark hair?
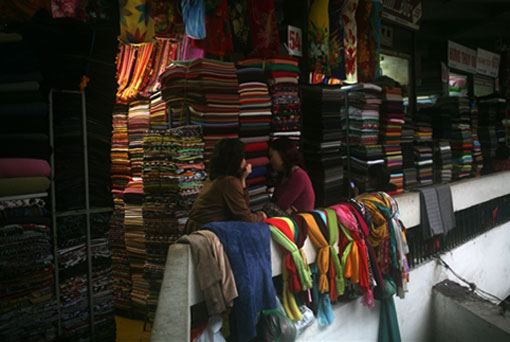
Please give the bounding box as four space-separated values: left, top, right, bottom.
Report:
270 137 304 177
209 138 245 180
368 163 396 192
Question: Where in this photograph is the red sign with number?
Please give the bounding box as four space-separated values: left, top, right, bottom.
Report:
288 25 302 57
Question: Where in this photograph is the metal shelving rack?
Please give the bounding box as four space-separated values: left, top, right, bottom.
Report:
340 83 363 198
49 89 112 341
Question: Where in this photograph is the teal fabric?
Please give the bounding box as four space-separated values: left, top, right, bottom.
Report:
378 278 401 342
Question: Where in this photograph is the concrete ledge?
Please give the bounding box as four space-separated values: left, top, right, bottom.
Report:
432 279 510 342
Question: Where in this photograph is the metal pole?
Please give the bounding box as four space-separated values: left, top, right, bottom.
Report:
344 91 352 198
81 91 95 340
340 84 363 199
49 89 62 336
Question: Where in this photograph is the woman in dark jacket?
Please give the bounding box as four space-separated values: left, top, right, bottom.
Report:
186 138 266 232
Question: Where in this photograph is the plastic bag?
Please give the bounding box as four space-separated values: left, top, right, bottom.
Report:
257 309 297 342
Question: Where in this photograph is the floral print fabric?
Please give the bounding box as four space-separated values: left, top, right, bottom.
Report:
342 0 359 84
119 0 155 43
51 0 86 21
228 0 250 54
247 0 280 57
152 0 184 39
329 0 346 80
356 0 372 82
193 0 233 56
308 0 330 76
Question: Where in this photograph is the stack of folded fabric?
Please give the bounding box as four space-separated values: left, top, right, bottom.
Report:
350 144 385 192
0 33 50 162
90 213 116 341
301 85 344 206
236 67 272 210
186 59 240 161
123 178 148 312
159 61 189 128
109 104 132 310
414 145 434 185
413 109 433 185
149 91 168 130
0 197 57 342
57 215 90 339
346 83 382 145
438 97 473 180
471 103 483 177
477 98 499 166
379 86 405 194
142 125 206 320
52 91 112 210
128 100 151 178
344 84 383 192
238 57 302 144
56 213 115 340
434 140 452 183
414 110 433 143
401 111 417 189
496 99 507 144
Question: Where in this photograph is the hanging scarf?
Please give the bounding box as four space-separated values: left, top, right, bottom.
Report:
265 217 312 293
323 208 345 299
331 202 374 306
299 213 330 294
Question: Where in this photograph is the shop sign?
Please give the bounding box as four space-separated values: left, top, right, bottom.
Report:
287 25 302 57
477 48 500 78
448 41 477 74
382 0 422 30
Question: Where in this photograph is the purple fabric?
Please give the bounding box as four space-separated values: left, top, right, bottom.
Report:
0 158 50 177
273 167 316 212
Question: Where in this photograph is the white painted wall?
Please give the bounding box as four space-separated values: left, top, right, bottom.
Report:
396 221 510 342
152 171 510 342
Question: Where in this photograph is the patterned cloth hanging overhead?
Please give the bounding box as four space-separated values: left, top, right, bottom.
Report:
181 0 206 39
329 0 346 80
152 0 184 39
308 0 330 76
342 0 359 84
119 0 155 44
192 0 233 56
51 0 87 21
247 0 280 57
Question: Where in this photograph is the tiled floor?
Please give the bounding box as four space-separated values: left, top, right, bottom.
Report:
115 316 152 342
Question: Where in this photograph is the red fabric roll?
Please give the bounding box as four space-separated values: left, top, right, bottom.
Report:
247 156 269 168
245 141 268 153
0 158 50 177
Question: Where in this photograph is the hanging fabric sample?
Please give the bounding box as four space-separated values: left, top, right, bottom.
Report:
119 0 156 44
308 0 330 76
192 0 234 56
247 0 280 57
342 0 359 84
329 0 346 80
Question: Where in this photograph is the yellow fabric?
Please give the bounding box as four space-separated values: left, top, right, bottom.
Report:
350 242 360 284
299 213 330 294
324 208 345 295
356 195 388 247
282 267 302 321
119 0 155 43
